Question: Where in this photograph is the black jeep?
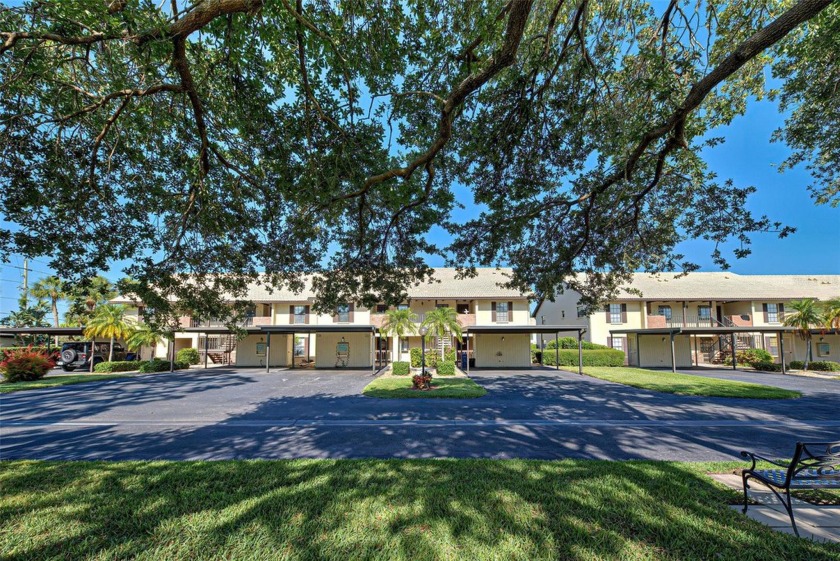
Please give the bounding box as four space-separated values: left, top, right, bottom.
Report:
57 341 131 372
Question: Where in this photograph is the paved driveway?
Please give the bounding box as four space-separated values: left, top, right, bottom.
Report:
1 367 837 461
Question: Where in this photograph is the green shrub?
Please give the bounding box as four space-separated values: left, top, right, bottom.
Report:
545 337 610 350
410 348 422 368
444 348 456 363
789 360 805 370
736 348 773 367
176 347 201 365
808 360 840 372
425 352 438 368
391 361 410 376
138 359 189 373
0 347 55 382
94 360 144 373
542 349 625 367
436 361 456 376
753 361 782 372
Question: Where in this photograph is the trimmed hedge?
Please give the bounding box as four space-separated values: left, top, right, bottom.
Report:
788 360 839 372
542 349 625 367
807 360 840 372
410 348 422 368
176 348 201 365
138 359 189 373
753 361 782 372
94 360 144 373
444 348 456 363
436 361 456 376
545 337 610 350
736 348 773 367
391 361 410 376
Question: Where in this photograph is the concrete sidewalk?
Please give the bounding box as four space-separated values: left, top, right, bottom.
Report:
711 474 840 543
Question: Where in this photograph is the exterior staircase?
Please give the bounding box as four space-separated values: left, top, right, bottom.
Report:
707 334 754 364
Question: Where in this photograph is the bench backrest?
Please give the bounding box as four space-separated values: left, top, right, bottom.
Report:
789 441 840 484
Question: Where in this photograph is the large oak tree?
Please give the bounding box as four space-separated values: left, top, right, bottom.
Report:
1 0 836 326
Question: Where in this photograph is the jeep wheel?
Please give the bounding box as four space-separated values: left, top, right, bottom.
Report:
60 349 77 363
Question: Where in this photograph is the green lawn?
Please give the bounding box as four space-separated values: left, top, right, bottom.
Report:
1 460 837 561
0 373 133 394
363 376 487 398
572 367 801 399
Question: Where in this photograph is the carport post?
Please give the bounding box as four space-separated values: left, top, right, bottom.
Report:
779 331 786 374
555 333 559 370
669 332 676 373
371 330 375 374
265 331 271 373
730 333 737 370
204 332 209 369
577 330 583 375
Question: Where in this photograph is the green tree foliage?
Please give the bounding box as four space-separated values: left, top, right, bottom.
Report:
65 276 117 326
823 297 840 330
0 0 834 321
125 324 163 361
783 298 823 369
380 308 418 351
84 304 135 362
29 276 66 343
421 307 463 359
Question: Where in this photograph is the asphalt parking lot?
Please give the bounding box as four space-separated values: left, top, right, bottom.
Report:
1 367 837 461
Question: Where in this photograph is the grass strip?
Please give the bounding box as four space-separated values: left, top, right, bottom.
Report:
573 367 801 399
0 373 133 394
1 459 837 560
363 376 487 398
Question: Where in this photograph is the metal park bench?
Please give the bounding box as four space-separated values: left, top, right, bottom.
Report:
741 441 840 536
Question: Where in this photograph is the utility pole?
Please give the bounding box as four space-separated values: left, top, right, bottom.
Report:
21 258 29 308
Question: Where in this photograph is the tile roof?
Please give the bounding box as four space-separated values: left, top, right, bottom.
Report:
114 268 528 304
239 268 528 301
608 272 840 301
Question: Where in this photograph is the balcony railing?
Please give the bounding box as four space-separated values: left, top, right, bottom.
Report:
371 312 476 328
188 316 272 328
645 314 752 328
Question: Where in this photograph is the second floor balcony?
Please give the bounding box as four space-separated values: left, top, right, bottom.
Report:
187 316 273 328
646 314 753 329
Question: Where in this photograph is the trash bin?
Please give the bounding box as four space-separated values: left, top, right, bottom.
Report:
535 351 543 364
461 353 468 370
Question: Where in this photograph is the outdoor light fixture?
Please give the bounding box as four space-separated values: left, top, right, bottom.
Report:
501 336 505 342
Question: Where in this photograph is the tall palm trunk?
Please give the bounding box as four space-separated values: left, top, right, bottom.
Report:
805 337 811 370
109 334 115 362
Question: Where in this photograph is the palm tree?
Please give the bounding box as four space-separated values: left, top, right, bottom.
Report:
380 308 419 358
66 276 117 325
30 276 66 344
421 306 463 360
84 304 135 362
823 297 840 331
783 298 823 370
126 324 163 361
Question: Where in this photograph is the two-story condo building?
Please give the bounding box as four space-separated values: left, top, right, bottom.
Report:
114 268 552 370
534 273 840 370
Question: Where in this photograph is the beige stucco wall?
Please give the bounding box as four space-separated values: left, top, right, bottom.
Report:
314 332 373 368
473 333 531 368
637 333 693 368
589 302 646 346
474 299 531 325
235 334 289 367
750 300 789 327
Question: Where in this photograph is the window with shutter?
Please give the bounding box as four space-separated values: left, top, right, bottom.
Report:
496 302 509 323
609 304 622 324
491 302 497 322
766 303 779 323
337 304 350 323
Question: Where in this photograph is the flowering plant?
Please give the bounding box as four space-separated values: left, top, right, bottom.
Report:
0 346 56 382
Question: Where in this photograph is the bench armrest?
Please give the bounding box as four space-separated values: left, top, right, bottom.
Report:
740 451 790 471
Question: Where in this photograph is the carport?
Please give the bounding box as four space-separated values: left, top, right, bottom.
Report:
0 326 85 351
464 325 588 374
179 326 264 368
608 325 829 374
259 324 379 373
